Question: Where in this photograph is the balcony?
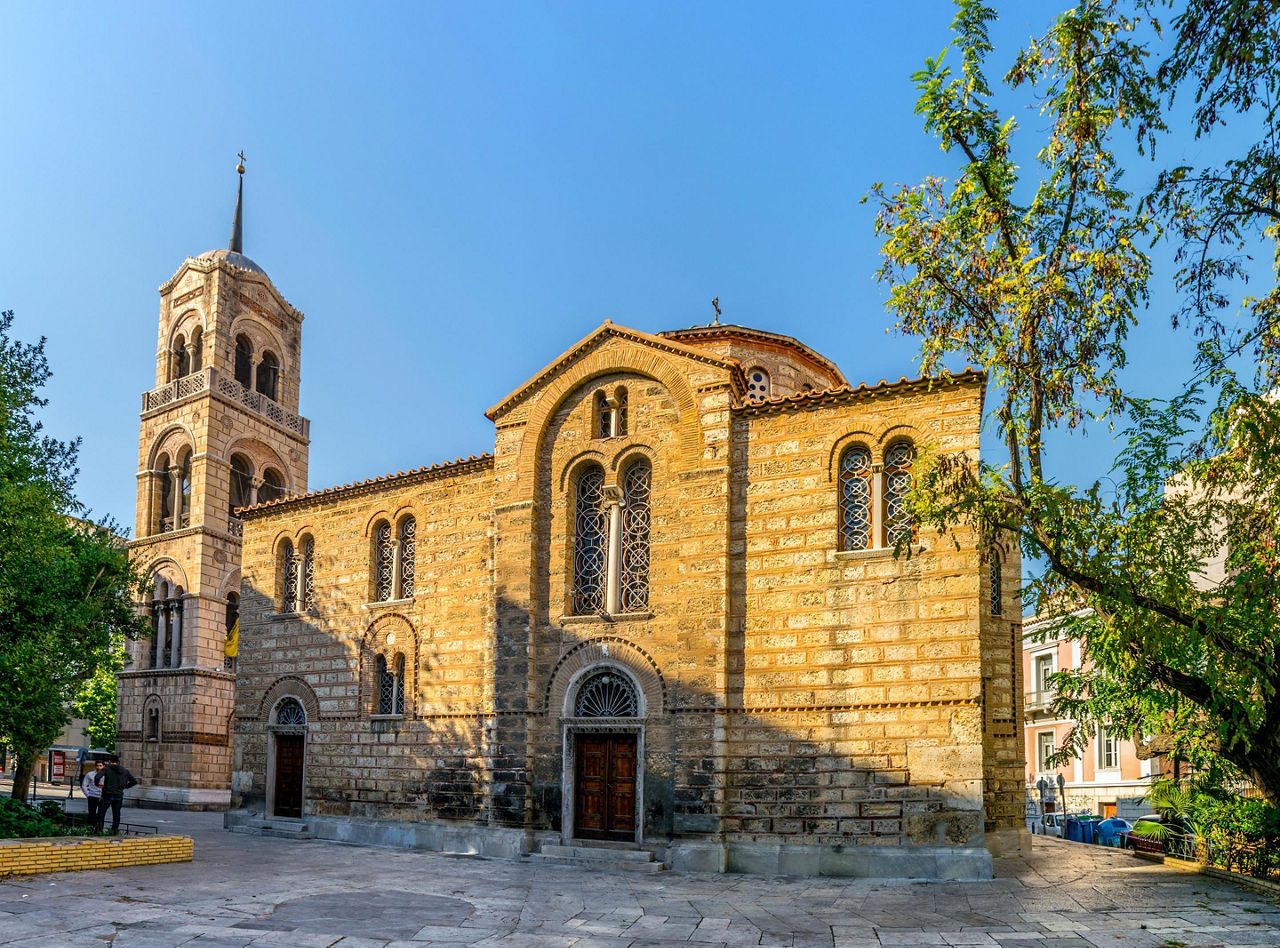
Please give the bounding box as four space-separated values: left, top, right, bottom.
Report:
142 367 310 439
1025 690 1057 712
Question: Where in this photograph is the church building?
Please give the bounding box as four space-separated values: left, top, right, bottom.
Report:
121 170 1026 877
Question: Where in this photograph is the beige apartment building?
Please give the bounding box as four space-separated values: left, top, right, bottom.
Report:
1023 614 1162 818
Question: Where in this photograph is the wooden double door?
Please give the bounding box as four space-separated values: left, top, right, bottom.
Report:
273 733 304 818
573 733 637 841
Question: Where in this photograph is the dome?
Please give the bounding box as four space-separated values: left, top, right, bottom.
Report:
197 248 266 275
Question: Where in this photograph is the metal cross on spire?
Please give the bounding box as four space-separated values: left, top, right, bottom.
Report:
711 297 721 325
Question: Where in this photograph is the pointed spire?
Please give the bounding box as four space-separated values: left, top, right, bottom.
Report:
229 152 245 253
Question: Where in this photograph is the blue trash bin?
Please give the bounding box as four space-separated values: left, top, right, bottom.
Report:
1066 818 1081 842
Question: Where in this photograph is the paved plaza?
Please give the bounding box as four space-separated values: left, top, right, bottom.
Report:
2 809 1278 947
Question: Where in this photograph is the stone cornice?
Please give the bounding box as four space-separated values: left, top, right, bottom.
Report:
659 323 848 386
239 454 494 519
159 256 304 324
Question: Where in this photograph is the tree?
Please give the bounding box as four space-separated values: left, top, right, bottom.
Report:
0 311 147 799
72 658 125 752
870 1 1280 801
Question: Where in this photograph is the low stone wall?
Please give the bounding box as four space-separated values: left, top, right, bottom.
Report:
0 835 193 877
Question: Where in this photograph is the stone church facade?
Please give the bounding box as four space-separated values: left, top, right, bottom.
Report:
225 315 1026 877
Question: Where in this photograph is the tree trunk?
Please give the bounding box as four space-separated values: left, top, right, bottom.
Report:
1243 742 1280 808
9 748 38 802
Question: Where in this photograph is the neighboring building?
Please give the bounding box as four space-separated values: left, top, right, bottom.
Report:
222 309 1027 878
116 167 310 809
1023 613 1162 818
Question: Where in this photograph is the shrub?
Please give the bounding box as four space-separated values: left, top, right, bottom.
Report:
0 797 80 839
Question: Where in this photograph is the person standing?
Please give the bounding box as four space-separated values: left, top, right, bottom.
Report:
81 760 104 831
97 754 137 834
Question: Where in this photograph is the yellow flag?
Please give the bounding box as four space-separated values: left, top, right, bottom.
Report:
225 619 239 658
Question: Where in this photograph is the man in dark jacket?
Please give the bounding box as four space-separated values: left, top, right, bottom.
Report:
96 755 137 834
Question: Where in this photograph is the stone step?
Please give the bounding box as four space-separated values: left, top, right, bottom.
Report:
565 837 646 852
540 844 653 862
526 853 663 873
234 819 315 840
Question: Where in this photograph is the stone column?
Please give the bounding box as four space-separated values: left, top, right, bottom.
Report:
290 554 305 612
172 596 185 667
249 475 262 507
604 494 625 615
168 465 184 530
871 465 884 549
389 538 402 600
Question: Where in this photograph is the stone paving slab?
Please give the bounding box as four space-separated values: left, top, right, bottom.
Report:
1 811 1278 946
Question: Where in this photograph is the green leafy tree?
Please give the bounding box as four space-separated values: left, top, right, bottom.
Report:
871 1 1280 802
0 310 148 799
71 657 125 752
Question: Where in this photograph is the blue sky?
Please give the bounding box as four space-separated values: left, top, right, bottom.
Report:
2 2 1215 535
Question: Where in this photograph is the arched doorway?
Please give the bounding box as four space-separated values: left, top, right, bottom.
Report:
566 669 642 842
268 697 307 818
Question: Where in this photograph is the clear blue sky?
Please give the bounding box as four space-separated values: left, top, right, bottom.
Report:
2 2 1210 534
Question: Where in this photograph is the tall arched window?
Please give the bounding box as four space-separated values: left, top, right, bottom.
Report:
883 441 916 547
373 521 394 601
229 454 253 517
279 539 296 613
156 452 173 533
257 351 279 401
259 468 286 504
838 445 873 551
376 654 403 715
398 517 416 599
301 536 316 610
595 391 611 438
613 386 629 437
177 450 192 529
619 460 650 611
746 366 771 402
224 592 239 672
190 327 203 372
572 465 608 614
173 334 189 380
234 334 253 389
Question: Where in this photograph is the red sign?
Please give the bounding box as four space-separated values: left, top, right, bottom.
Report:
50 750 65 781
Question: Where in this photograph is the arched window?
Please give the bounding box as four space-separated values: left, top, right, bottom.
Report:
229 454 253 517
177 450 192 529
376 654 404 715
572 465 608 614
301 536 316 611
883 441 916 547
173 334 189 380
372 521 393 601
620 460 650 612
156 452 173 533
398 517 415 599
595 391 611 438
279 539 296 613
234 334 253 389
838 445 873 551
990 549 1003 617
746 366 771 402
224 592 239 672
275 697 306 726
614 387 629 436
575 670 639 717
256 351 279 401
190 327 203 372
259 468 286 504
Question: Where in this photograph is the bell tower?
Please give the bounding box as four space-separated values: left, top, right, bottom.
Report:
117 159 310 809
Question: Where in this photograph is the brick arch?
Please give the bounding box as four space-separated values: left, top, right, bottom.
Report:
259 676 321 723
826 430 877 483
229 317 290 375
360 614 419 716
146 423 196 471
556 448 609 492
545 636 665 717
222 438 293 492
514 339 707 502
138 555 189 593
166 308 207 348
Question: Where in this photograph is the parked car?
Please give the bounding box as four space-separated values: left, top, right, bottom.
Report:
1028 812 1066 837
1127 814 1192 855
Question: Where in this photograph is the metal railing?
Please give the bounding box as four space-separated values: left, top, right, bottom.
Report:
142 367 309 438
1025 689 1057 711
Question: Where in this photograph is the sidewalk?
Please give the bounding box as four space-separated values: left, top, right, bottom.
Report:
2 802 1279 947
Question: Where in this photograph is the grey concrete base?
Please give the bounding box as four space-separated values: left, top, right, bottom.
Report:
725 841 993 880
668 840 727 873
223 809 546 860
127 785 231 811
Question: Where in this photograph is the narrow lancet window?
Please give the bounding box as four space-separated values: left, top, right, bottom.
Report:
838 446 873 551
619 460 651 611
572 466 608 614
